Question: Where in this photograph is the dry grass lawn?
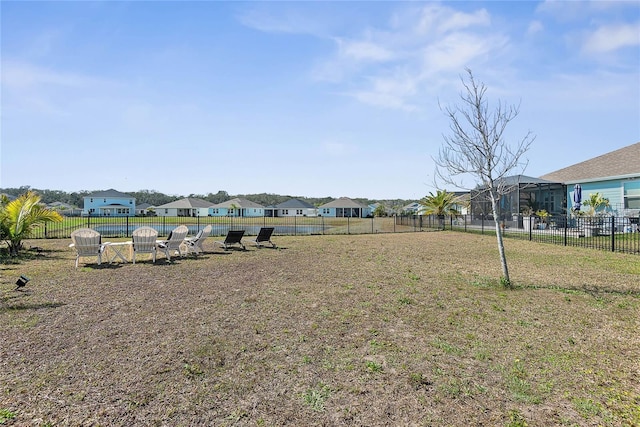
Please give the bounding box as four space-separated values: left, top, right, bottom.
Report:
1 231 639 426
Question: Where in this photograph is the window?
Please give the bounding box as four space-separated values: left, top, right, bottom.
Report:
283 209 289 215
624 181 640 209
297 209 302 215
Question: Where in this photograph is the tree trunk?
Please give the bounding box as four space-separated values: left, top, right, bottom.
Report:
489 192 510 286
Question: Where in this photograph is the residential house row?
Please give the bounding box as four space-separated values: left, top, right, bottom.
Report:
81 193 374 218
48 142 640 220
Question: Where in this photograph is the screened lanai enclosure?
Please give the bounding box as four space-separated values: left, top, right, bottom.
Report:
469 175 566 229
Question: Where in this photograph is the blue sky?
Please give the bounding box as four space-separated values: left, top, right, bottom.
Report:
2 1 639 200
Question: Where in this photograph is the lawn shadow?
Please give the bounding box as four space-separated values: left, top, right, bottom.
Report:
1 291 66 312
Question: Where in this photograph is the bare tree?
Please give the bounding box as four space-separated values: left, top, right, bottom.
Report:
435 68 535 287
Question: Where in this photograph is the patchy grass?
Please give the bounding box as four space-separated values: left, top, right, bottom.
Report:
1 232 639 426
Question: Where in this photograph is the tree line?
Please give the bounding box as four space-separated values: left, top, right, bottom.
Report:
0 186 413 211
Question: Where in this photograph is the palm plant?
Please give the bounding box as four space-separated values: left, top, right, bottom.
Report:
0 191 63 256
582 192 610 217
420 190 460 229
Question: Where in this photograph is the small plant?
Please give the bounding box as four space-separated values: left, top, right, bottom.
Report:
302 383 331 412
365 360 384 373
572 397 603 418
398 296 413 305
506 409 528 427
0 408 16 424
182 362 203 378
535 209 549 227
431 338 463 355
507 359 539 403
500 276 513 289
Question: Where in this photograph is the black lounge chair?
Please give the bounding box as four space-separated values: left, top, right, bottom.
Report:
214 230 246 250
252 227 276 248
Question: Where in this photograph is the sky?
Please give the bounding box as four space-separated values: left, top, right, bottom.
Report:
1 1 639 200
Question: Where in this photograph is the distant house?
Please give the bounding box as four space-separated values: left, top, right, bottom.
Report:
154 198 212 217
48 201 82 216
402 202 422 215
265 199 317 217
451 192 470 216
368 202 394 216
318 197 371 218
82 189 135 217
209 198 265 217
135 203 154 216
541 142 640 216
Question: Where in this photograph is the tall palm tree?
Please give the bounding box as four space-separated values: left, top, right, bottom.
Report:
0 191 63 256
420 190 460 229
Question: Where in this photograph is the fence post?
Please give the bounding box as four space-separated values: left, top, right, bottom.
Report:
126 216 129 237
347 217 350 234
294 215 297 236
529 216 532 241
371 216 374 234
481 214 484 234
611 215 616 252
564 215 568 247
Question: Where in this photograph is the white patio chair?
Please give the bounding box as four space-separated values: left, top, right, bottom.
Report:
156 225 189 261
70 228 107 268
181 224 212 256
131 226 158 264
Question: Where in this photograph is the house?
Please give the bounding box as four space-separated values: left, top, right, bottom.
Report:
402 202 422 215
540 142 640 216
209 198 265 217
154 198 212 217
265 199 317 217
369 202 395 217
135 202 154 216
48 201 82 216
82 189 135 217
452 192 471 216
317 197 371 218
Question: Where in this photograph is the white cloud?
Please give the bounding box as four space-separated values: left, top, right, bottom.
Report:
527 20 544 36
310 3 507 111
336 38 394 62
582 22 640 54
421 32 503 74
2 61 90 89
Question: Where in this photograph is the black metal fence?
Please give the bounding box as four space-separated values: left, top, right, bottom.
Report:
31 215 431 240
441 214 640 255
24 213 640 255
